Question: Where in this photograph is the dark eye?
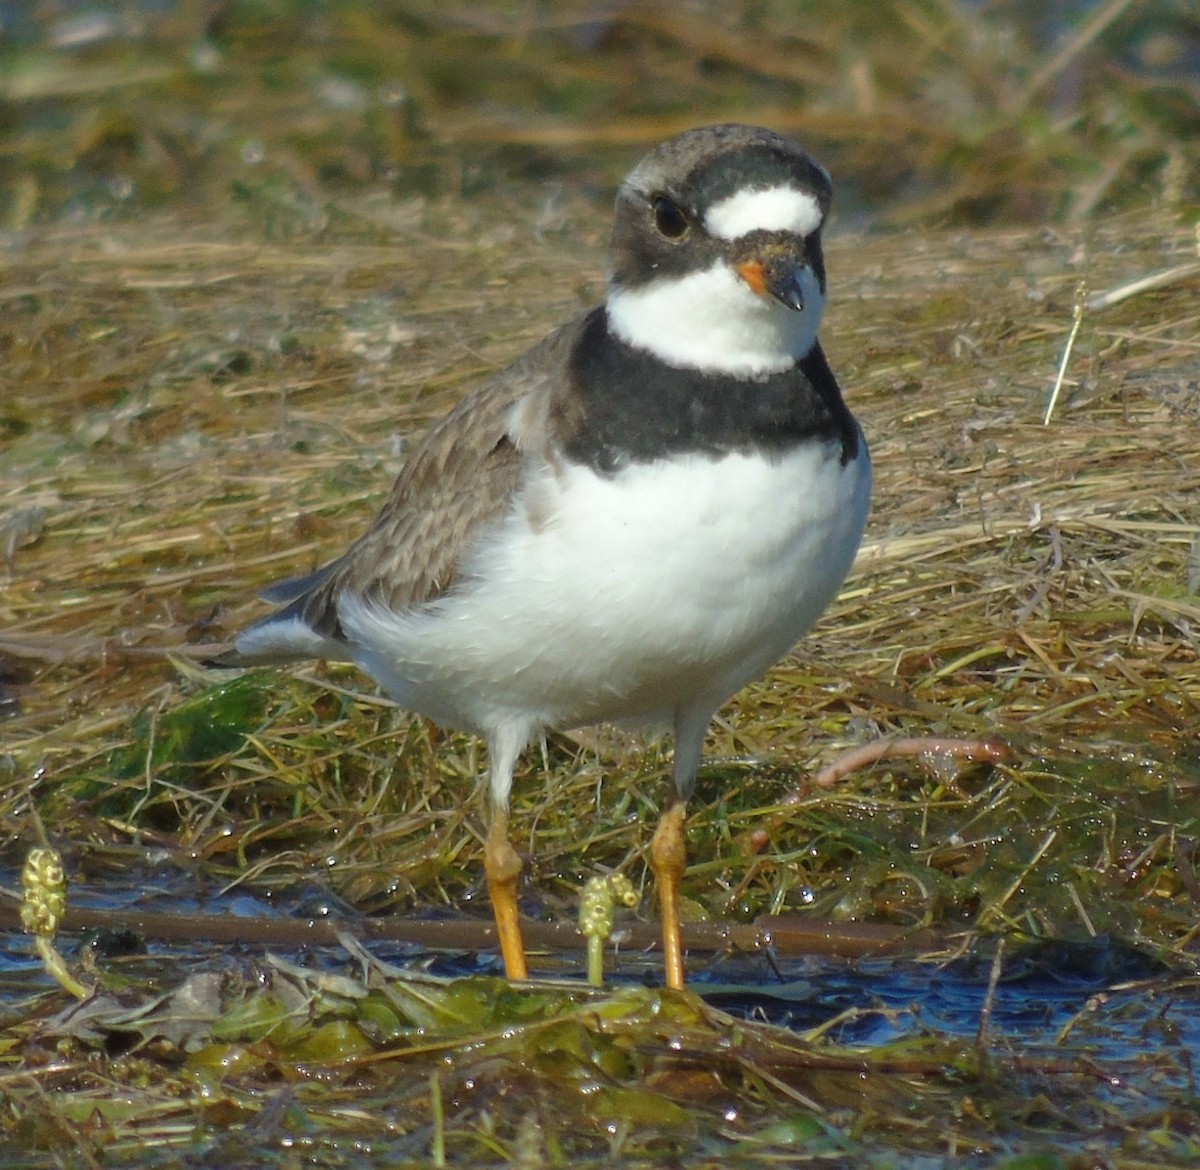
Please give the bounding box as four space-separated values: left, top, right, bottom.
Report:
651 195 689 239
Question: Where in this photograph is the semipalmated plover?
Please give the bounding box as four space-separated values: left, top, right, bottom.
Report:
217 124 871 987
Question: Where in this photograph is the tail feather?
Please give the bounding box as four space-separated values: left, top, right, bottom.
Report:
203 645 253 669
208 586 350 670
257 561 340 606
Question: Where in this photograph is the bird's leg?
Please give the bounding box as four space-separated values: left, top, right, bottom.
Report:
656 704 711 990
483 724 531 980
484 805 528 981
650 797 688 990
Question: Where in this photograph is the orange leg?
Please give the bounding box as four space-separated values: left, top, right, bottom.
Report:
650 799 688 990
484 809 528 981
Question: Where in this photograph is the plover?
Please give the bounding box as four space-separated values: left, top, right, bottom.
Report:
217 124 871 987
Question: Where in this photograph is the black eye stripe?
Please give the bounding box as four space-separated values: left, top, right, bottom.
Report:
651 195 689 239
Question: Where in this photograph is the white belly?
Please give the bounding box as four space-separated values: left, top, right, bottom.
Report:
342 439 870 737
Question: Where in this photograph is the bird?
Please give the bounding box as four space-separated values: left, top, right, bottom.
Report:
215 124 871 989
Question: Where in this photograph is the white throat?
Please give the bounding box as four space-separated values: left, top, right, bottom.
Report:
606 263 824 377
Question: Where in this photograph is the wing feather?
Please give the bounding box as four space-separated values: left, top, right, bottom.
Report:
235 316 583 656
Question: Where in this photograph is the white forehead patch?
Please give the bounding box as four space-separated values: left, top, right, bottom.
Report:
704 185 824 241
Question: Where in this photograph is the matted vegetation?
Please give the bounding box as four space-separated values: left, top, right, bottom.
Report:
1 1 1199 1166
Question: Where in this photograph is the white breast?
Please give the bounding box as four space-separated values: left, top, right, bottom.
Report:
340 437 871 740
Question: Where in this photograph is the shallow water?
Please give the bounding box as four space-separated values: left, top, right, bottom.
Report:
4 866 1194 1082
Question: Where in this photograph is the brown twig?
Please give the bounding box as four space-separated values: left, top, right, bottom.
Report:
0 895 962 964
803 736 1011 794
0 635 233 666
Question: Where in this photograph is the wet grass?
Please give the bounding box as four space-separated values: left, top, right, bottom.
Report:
2 0 1197 228
2 0 1200 1166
